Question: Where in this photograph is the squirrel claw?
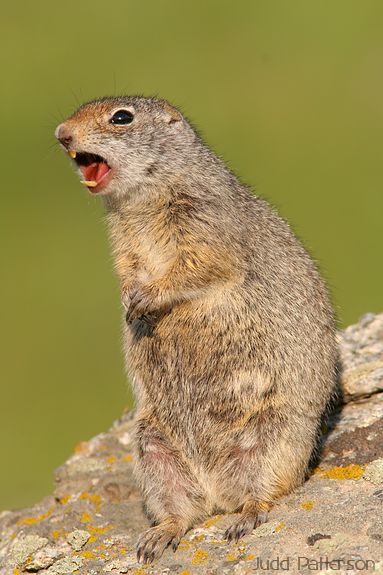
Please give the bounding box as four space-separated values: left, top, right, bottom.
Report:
171 534 182 552
136 523 184 563
224 510 268 543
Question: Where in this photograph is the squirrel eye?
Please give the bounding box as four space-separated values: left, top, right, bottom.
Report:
110 110 134 125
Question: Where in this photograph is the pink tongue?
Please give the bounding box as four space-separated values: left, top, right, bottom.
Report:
81 162 109 183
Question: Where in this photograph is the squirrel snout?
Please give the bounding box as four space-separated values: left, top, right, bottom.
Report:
55 123 73 149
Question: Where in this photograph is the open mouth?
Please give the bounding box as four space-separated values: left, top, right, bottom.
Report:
71 151 112 192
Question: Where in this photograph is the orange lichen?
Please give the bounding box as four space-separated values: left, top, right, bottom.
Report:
120 547 127 555
179 571 191 575
87 524 113 535
88 535 98 543
51 529 64 539
301 500 314 511
314 464 365 480
81 512 92 523
192 549 209 565
275 522 285 532
79 492 101 511
225 553 237 561
13 569 21 575
203 514 225 528
59 495 71 505
177 539 192 551
81 550 95 559
192 534 205 543
106 456 117 465
123 454 134 462
17 507 54 526
244 554 256 561
74 441 88 454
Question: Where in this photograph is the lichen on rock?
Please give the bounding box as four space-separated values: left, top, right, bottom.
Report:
363 458 383 485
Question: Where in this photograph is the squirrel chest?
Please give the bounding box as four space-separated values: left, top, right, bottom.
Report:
107 199 176 286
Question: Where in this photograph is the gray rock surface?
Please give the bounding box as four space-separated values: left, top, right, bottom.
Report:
1 313 382 574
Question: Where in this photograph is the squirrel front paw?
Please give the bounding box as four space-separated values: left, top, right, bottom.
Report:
124 284 161 323
126 286 151 322
121 287 133 312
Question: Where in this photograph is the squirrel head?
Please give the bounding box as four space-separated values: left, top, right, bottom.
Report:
55 96 195 197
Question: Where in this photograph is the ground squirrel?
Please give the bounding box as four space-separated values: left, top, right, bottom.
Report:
56 96 338 563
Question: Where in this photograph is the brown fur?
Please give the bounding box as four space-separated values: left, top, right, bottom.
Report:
56 96 338 563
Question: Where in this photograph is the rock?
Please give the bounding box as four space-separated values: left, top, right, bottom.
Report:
67 529 91 551
253 521 281 537
367 518 383 543
313 532 348 552
104 556 137 573
23 546 61 571
8 534 48 566
0 313 382 575
363 458 383 485
46 556 84 574
306 532 331 546
339 313 383 400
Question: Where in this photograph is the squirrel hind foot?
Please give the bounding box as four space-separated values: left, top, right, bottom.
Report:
136 519 185 564
224 500 270 543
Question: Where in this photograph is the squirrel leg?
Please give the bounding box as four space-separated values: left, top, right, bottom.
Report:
135 419 207 563
222 406 314 542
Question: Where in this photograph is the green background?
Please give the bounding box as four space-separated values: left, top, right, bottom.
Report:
1 0 382 511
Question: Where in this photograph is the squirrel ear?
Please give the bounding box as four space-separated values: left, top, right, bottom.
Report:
162 102 182 125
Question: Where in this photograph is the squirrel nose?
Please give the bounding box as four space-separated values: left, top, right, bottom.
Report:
55 124 73 149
